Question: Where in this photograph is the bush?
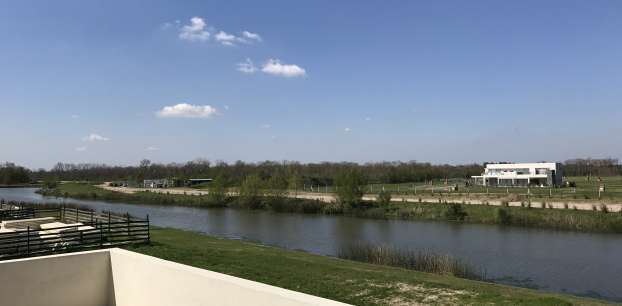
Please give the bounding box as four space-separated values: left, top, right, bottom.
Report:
444 204 467 221
376 190 392 207
238 174 264 209
334 169 365 208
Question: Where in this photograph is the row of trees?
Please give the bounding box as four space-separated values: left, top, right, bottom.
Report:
0 163 31 185
34 159 483 186
4 157 621 187
563 158 622 177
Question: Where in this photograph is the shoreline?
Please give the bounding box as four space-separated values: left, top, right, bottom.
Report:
31 183 622 234
125 227 609 305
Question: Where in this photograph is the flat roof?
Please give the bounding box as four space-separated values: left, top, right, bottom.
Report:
486 162 558 169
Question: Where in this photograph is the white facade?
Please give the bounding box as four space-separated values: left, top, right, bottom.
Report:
472 162 563 187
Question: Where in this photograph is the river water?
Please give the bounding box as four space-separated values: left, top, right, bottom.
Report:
1 187 620 301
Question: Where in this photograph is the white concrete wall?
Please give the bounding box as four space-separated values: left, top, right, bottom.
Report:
0 249 350 306
0 250 115 306
109 249 349 306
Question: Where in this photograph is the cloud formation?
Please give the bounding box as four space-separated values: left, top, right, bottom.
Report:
215 31 237 46
344 127 352 133
146 146 160 151
75 146 87 152
237 58 257 74
156 103 218 119
176 17 261 47
83 133 110 142
179 17 210 42
262 59 306 77
242 31 262 42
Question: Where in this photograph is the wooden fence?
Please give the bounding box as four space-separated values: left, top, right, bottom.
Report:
0 206 149 260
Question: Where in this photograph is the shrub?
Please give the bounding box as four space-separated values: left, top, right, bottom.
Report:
334 169 365 208
444 204 467 221
239 174 264 209
376 190 392 207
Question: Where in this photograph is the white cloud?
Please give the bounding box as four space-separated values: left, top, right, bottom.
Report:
365 117 371 121
83 133 110 142
179 17 210 42
156 103 218 119
262 59 306 77
75 146 87 152
237 58 257 74
261 124 271 129
344 127 352 133
223 105 230 110
242 31 262 42
215 31 237 45
146 146 160 151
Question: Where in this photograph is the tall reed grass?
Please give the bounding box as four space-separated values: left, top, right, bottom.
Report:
337 242 484 280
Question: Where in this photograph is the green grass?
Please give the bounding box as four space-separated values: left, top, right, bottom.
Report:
123 227 607 305
380 202 622 233
39 183 228 207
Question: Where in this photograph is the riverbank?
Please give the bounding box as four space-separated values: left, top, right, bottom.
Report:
37 183 622 234
125 227 605 305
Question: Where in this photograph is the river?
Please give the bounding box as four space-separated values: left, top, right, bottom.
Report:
1 187 620 301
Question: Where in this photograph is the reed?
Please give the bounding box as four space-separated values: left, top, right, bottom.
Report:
337 242 484 280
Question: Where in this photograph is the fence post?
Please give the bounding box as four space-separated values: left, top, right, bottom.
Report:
108 212 111 234
75 207 79 223
99 220 103 247
127 212 130 238
146 214 150 243
90 211 94 224
27 226 30 257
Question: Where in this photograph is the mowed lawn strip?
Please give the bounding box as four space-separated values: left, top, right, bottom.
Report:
124 228 607 306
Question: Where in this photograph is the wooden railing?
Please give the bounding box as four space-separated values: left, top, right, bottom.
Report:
0 206 149 260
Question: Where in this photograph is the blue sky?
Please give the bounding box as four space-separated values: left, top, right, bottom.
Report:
1 0 621 169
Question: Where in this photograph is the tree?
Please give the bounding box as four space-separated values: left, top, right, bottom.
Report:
376 190 392 207
208 176 227 204
0 163 31 185
267 173 288 199
287 172 303 195
334 169 365 208
239 174 264 208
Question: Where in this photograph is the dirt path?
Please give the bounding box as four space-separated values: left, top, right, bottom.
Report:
98 184 622 212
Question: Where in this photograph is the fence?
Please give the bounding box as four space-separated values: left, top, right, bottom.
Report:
0 206 149 260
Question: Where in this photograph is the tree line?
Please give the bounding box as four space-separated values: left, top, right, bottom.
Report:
563 158 622 177
3 158 621 186
34 159 483 186
0 163 31 185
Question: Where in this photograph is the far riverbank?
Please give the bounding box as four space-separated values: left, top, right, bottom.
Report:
35 183 622 234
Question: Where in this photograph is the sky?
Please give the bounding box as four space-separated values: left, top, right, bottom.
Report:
0 0 621 169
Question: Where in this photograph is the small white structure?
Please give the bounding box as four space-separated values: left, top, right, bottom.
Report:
472 162 563 187
0 248 350 306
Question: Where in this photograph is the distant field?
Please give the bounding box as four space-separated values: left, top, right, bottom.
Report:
297 176 622 201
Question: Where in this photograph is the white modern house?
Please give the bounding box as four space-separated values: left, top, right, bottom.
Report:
471 162 563 187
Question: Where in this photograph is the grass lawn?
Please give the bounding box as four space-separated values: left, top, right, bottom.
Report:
124 227 606 305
